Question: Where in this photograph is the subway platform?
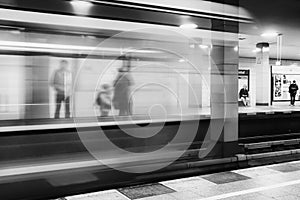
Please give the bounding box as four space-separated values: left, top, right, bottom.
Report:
0 104 299 128
56 160 300 200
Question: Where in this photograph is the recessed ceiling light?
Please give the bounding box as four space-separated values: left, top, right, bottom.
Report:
179 23 198 29
261 32 278 37
179 58 185 63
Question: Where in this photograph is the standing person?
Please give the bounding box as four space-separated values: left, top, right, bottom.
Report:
96 84 112 117
113 58 134 116
239 84 250 106
51 60 72 119
289 80 298 106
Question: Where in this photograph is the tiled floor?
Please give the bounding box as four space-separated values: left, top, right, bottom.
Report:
202 172 250 184
61 160 300 200
117 184 175 199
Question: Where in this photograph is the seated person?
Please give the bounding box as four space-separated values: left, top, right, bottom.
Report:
239 85 250 106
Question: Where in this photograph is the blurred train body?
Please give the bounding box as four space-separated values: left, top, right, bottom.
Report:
0 0 250 120
0 0 253 199
0 23 213 120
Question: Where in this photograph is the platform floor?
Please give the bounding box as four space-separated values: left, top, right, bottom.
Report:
239 105 300 114
58 160 300 200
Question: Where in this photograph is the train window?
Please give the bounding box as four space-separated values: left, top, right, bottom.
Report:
0 12 238 126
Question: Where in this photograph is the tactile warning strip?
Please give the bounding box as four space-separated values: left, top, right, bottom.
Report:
202 171 250 184
117 183 175 199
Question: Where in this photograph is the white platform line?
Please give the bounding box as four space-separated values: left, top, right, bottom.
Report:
0 115 206 133
0 160 101 177
198 179 300 200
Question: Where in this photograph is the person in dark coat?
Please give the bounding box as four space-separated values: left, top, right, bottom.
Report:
289 80 298 106
51 60 72 119
239 84 250 106
113 61 134 116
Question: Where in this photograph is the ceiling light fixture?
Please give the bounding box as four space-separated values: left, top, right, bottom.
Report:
0 40 160 54
276 33 283 66
179 23 198 29
70 0 93 7
262 47 270 52
70 0 93 15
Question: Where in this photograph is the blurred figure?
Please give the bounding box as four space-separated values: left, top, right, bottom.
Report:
96 84 112 117
113 58 134 116
51 60 72 119
289 80 298 106
239 84 250 106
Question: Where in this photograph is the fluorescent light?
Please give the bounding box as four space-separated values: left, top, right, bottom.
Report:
261 32 278 37
252 47 269 53
70 0 93 15
179 23 198 29
70 0 93 7
199 44 208 49
179 58 185 63
0 40 160 54
262 47 270 52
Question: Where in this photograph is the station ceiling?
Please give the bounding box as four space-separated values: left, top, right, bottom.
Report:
239 0 300 60
0 0 299 60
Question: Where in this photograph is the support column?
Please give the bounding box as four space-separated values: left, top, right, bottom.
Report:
210 42 239 158
256 42 271 106
208 31 239 158
204 0 240 158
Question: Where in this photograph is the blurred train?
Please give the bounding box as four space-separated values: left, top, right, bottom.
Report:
0 0 252 121
0 0 253 199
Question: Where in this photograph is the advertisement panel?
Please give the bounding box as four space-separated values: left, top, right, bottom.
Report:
272 65 300 101
238 69 250 92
